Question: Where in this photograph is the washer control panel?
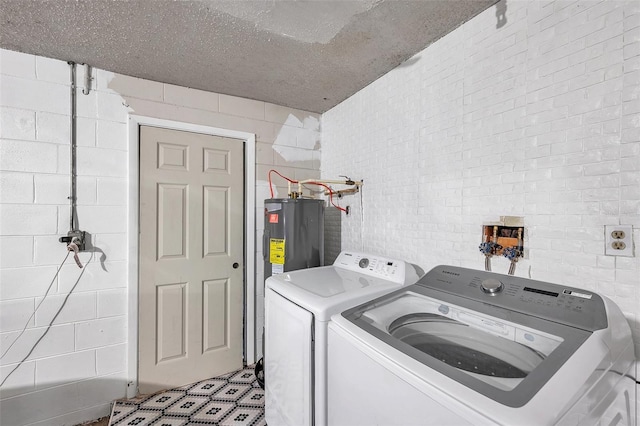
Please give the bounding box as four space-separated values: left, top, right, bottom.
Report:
334 251 417 285
418 265 607 331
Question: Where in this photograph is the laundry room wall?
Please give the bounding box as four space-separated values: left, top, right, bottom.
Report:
0 48 320 425
322 0 640 363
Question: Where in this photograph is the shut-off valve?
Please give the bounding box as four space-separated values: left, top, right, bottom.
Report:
59 230 86 268
479 241 502 272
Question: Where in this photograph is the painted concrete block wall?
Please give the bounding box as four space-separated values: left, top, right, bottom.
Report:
323 0 640 353
0 49 320 425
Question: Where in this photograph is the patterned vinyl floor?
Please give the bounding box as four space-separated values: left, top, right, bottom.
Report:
109 366 265 426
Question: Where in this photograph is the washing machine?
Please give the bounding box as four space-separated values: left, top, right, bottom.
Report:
328 265 636 426
264 250 422 426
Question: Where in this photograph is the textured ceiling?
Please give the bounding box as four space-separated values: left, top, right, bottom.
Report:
0 0 497 113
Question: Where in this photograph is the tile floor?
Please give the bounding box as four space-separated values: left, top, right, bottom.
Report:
109 366 265 426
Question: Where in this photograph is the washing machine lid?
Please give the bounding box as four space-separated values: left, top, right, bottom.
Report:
264 251 420 321
340 266 608 408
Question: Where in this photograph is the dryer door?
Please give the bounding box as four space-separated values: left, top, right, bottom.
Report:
265 288 313 426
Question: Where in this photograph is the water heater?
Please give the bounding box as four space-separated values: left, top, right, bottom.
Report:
263 198 325 281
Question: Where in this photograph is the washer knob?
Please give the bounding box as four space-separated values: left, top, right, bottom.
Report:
358 258 369 268
481 278 503 295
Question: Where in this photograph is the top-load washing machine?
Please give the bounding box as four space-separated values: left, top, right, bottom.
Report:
328 265 636 425
264 250 421 426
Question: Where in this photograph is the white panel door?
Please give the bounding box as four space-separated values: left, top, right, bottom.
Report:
139 125 244 393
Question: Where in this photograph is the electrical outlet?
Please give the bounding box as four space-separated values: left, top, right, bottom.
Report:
611 241 626 250
611 230 626 239
605 225 634 257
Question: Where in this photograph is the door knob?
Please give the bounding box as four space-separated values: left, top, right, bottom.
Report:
233 262 239 269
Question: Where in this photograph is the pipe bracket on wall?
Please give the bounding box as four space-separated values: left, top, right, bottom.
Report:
82 63 92 95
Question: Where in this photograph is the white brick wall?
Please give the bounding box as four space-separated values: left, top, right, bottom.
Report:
0 48 320 425
323 0 640 357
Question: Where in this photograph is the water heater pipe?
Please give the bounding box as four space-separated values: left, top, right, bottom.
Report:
296 178 362 195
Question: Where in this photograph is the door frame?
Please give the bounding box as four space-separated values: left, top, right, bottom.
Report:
126 115 256 397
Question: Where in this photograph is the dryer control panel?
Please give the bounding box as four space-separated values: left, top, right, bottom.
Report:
333 251 419 285
418 266 608 331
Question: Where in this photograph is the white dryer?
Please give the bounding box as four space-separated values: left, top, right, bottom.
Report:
264 251 421 426
328 265 636 426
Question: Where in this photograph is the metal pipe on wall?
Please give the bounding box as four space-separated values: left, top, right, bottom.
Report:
58 62 87 252
68 61 78 232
